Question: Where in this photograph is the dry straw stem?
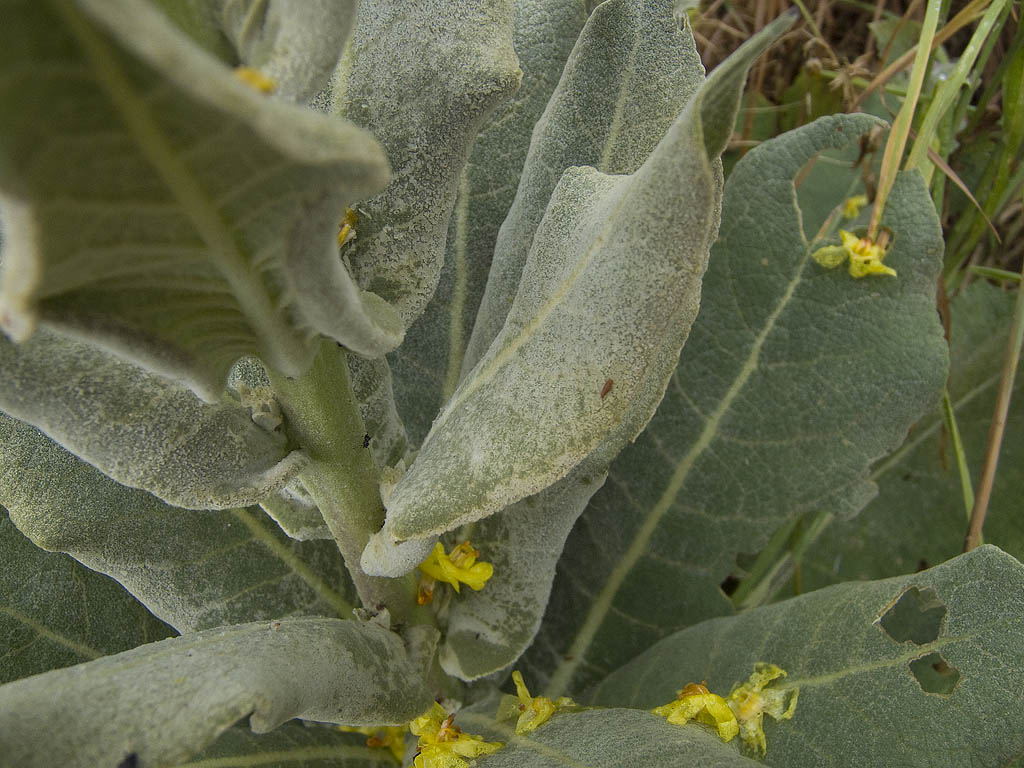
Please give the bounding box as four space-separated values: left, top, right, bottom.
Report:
964 232 1024 551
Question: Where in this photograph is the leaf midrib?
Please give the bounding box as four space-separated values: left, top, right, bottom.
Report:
54 0 303 368
544 248 811 698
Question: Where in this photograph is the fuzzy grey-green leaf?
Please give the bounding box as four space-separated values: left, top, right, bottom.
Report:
586 546 1024 767
218 0 358 105
0 0 395 401
526 115 948 698
804 281 1024 588
0 415 356 632
0 330 305 509
0 505 172 685
0 617 432 768
335 0 521 328
389 0 589 445
440 463 606 680
464 0 707 372
367 12 795 557
457 706 761 767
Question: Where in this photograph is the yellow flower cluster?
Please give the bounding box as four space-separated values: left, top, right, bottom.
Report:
812 230 896 278
337 207 359 247
417 541 494 605
841 194 869 220
410 703 503 768
497 671 577 735
233 66 276 94
652 663 799 756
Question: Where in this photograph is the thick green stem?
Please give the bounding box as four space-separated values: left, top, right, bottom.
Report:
268 340 418 621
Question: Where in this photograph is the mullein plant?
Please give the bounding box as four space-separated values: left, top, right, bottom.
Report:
1 1 1022 767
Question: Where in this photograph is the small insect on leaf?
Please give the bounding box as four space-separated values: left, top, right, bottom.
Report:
601 378 613 399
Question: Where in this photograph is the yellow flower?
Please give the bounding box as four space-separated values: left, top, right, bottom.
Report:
410 703 503 768
417 541 494 605
812 229 896 278
842 194 869 219
496 670 577 735
337 725 405 762
652 681 739 742
337 207 359 247
233 66 276 94
726 663 800 756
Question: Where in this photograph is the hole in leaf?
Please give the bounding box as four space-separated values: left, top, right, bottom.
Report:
909 652 960 696
878 586 946 644
720 574 740 596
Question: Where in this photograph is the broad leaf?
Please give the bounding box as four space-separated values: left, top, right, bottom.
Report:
366 13 798 563
335 0 521 328
586 546 1024 767
459 706 760 767
440 464 606 680
527 115 949 697
0 0 397 401
803 281 1024 588
389 0 590 445
0 617 432 768
0 505 172 685
218 0 358 105
463 0 707 371
0 329 305 509
0 415 356 633
185 721 401 768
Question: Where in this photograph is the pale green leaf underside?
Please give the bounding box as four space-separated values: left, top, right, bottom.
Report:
0 617 432 768
182 721 401 768
0 505 172 685
527 114 949 697
337 0 521 329
0 329 305 509
804 282 1024 587
389 0 589 446
218 0 358 105
458 706 760 767
587 546 1024 768
0 0 397 401
370 14 795 554
0 415 356 633
464 0 706 374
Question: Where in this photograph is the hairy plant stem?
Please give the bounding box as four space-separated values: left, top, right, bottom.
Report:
268 340 419 622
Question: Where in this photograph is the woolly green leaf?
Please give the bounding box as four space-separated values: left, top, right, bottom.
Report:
0 330 305 509
0 415 356 633
458 706 760 767
803 282 1024 588
586 546 1024 767
464 0 707 372
0 0 397 402
151 0 236 62
0 505 172 685
440 463 606 680
389 0 589 445
335 0 521 329
186 721 402 767
0 617 432 768
218 0 358 105
526 115 949 697
364 14 796 571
